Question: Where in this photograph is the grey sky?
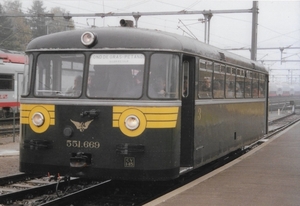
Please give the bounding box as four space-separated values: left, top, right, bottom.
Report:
2 0 300 82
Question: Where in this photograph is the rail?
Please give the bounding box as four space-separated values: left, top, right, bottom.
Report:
0 173 111 205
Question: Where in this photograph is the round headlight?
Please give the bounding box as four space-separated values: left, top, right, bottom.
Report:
31 112 44 127
81 31 97 47
125 115 140 130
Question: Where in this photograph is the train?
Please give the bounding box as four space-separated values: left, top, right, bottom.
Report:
269 82 300 97
0 51 25 118
0 49 26 64
19 26 268 181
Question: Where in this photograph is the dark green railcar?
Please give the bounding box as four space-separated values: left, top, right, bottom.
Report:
20 27 268 181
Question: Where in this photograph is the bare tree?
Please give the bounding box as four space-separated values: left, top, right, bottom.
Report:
2 0 31 51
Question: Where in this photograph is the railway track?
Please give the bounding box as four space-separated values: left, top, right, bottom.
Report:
1 113 299 205
0 173 111 205
0 115 20 124
0 128 19 135
268 112 300 132
0 117 20 135
269 96 300 112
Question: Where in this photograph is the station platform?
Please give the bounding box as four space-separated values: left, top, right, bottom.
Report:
146 120 300 206
0 141 19 156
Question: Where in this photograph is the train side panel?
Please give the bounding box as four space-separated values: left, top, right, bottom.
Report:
193 100 266 166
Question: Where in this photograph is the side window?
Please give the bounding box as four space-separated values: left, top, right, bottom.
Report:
0 74 14 90
236 69 244 98
259 74 266 98
22 55 32 96
182 61 189 98
245 71 252 98
252 72 259 98
198 59 212 98
225 67 235 98
213 63 225 98
148 53 179 99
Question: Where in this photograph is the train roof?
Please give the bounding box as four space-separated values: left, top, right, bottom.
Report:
0 53 25 64
26 27 267 73
0 61 24 73
0 50 25 64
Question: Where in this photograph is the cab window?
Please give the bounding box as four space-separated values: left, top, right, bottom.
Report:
34 53 84 97
148 53 179 99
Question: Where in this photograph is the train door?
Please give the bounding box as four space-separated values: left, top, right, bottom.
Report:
180 56 195 167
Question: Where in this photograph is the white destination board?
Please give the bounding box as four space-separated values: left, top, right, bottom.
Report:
90 54 145 65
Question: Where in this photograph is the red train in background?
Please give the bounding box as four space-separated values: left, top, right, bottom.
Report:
0 50 25 118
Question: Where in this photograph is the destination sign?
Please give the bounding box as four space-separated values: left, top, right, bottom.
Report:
90 54 145 65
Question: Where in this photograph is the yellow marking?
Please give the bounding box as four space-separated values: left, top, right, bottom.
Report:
113 113 121 120
113 106 178 114
21 104 55 133
21 104 55 111
21 111 30 117
113 121 119 127
145 114 178 121
118 108 147 137
49 111 55 118
21 118 29 124
147 121 177 128
112 106 179 137
140 107 178 114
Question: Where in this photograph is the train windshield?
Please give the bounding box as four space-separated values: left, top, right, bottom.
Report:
34 53 84 97
88 53 145 98
32 52 178 99
88 53 179 99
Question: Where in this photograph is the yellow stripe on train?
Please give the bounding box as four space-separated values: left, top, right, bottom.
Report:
113 106 179 137
21 104 55 133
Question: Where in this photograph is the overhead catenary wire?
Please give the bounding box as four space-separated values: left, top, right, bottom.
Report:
1 0 299 74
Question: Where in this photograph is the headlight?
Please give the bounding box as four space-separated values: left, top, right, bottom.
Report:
31 112 44 127
125 115 140 130
81 31 97 47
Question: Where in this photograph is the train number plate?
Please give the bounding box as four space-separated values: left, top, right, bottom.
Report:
66 140 100 149
124 157 135 168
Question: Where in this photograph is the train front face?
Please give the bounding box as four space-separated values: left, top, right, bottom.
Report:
19 51 181 181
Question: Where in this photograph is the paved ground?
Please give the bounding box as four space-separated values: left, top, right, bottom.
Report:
0 134 19 156
146 121 300 206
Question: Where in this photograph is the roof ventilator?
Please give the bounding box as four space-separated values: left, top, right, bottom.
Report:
219 52 226 61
